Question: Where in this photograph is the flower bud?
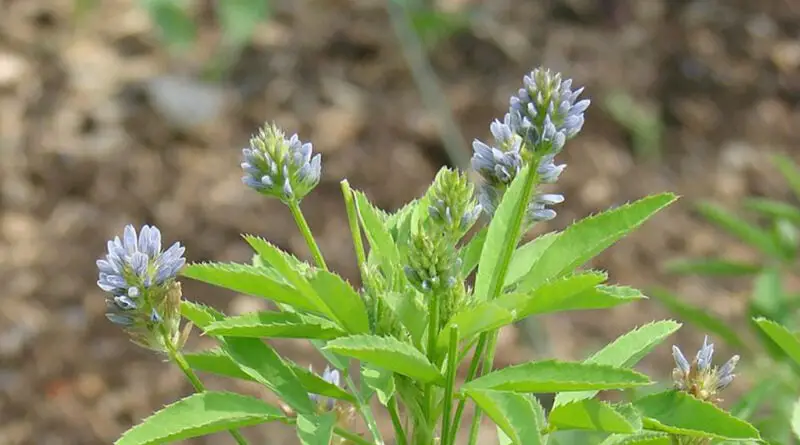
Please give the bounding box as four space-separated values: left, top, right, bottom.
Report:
241 123 322 202
671 336 739 403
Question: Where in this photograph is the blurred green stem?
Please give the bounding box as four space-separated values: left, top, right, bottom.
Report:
385 0 470 171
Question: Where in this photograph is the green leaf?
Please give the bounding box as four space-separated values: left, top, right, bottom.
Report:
505 232 561 287
518 193 677 290
460 227 488 277
462 360 651 393
696 201 784 258
361 365 396 406
181 300 226 329
354 191 402 282
115 391 283 445
382 290 427 348
496 272 608 319
291 364 356 404
649 288 746 348
464 390 543 445
634 390 761 440
244 235 319 300
549 400 641 434
324 334 443 384
599 432 670 445
792 397 800 441
184 349 256 382
743 197 800 225
308 270 370 334
216 0 270 47
182 262 318 312
753 318 800 367
296 413 336 445
773 154 800 200
664 258 762 276
437 302 514 350
141 0 196 51
204 311 345 339
474 166 535 300
554 320 681 407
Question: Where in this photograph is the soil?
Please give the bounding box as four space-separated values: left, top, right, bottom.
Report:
1 0 799 444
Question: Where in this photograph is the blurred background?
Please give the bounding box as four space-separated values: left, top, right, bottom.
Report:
1 0 799 443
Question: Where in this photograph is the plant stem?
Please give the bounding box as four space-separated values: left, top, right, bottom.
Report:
334 426 375 445
440 327 459 445
166 341 250 445
421 290 440 445
344 371 384 445
288 199 328 270
287 198 382 444
340 180 369 280
447 335 486 445
451 165 541 445
388 396 408 445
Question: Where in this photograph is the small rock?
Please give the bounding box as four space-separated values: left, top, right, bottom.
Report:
313 107 365 153
771 40 800 72
0 51 28 88
144 75 230 130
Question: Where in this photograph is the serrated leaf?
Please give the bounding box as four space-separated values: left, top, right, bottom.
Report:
549 400 641 434
115 391 283 445
324 334 443 384
361 364 395 406
460 227 488 277
665 258 762 276
599 432 670 445
184 349 256 382
204 311 345 339
474 166 535 301
464 390 544 445
505 232 561 287
182 262 318 312
244 235 318 298
518 193 677 290
462 360 651 393
696 201 784 259
773 154 800 200
217 0 270 47
792 397 800 441
297 412 336 445
753 318 800 367
554 320 681 407
181 300 226 329
634 390 760 440
437 302 514 351
752 268 784 321
222 336 314 414
382 290 427 348
308 270 370 334
649 288 746 348
496 272 608 319
354 191 402 283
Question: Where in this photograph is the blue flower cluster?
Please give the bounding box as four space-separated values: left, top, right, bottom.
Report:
470 68 590 222
672 336 739 400
97 224 186 327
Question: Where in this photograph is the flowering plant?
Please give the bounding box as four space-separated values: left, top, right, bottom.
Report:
98 67 764 445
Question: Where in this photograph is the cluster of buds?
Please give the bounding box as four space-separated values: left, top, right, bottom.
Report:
96 225 189 351
471 68 589 223
241 123 322 203
425 168 482 238
671 336 739 403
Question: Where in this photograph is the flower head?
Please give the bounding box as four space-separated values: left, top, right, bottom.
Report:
507 68 590 153
241 123 322 202
671 335 739 402
97 224 188 351
426 168 482 236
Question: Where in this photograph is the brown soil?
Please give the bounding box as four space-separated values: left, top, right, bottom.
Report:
1 0 799 444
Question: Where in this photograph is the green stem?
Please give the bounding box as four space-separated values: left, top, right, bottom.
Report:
284 417 373 445
447 335 486 445
388 396 408 445
166 342 249 445
340 180 369 280
421 291 440 444
463 165 540 440
440 327 459 445
344 371 384 445
287 199 328 270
